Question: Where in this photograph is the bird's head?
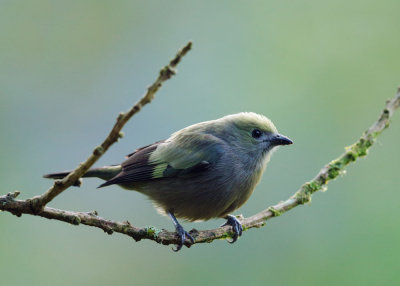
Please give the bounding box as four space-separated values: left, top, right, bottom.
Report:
220 112 293 155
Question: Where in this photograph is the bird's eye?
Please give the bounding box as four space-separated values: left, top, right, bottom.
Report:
252 129 262 138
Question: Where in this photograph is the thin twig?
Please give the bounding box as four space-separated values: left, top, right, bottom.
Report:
1 88 399 248
28 42 192 212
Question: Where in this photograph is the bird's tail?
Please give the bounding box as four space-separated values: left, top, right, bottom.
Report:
43 165 122 182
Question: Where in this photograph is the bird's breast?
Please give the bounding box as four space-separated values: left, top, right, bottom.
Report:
225 152 271 214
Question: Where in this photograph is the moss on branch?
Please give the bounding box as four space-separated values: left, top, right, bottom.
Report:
0 43 399 249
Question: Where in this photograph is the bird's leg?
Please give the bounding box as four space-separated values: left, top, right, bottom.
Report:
221 214 243 243
168 211 195 252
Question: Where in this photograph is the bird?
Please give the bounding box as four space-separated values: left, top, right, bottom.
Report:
44 112 292 251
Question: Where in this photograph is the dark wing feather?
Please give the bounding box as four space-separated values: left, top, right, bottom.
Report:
98 142 162 187
99 133 223 188
125 140 165 158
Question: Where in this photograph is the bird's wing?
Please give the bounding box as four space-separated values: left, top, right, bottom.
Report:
99 133 223 187
125 140 165 158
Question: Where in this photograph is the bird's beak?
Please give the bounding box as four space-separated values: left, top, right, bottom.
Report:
271 133 293 146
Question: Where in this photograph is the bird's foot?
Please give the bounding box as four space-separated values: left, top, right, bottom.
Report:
168 211 195 252
221 215 243 243
172 224 195 252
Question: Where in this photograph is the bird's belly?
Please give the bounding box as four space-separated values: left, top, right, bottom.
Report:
126 175 238 221
121 157 267 221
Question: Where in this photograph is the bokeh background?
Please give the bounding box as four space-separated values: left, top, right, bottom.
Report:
1 1 399 285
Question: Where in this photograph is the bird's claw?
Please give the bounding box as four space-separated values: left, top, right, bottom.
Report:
172 224 195 252
221 215 243 243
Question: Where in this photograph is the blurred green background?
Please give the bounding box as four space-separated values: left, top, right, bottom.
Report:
1 1 399 285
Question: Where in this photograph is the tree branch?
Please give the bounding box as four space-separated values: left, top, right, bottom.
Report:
1 43 399 248
28 41 192 212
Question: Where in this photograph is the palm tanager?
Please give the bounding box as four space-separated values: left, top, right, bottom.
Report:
44 112 292 251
